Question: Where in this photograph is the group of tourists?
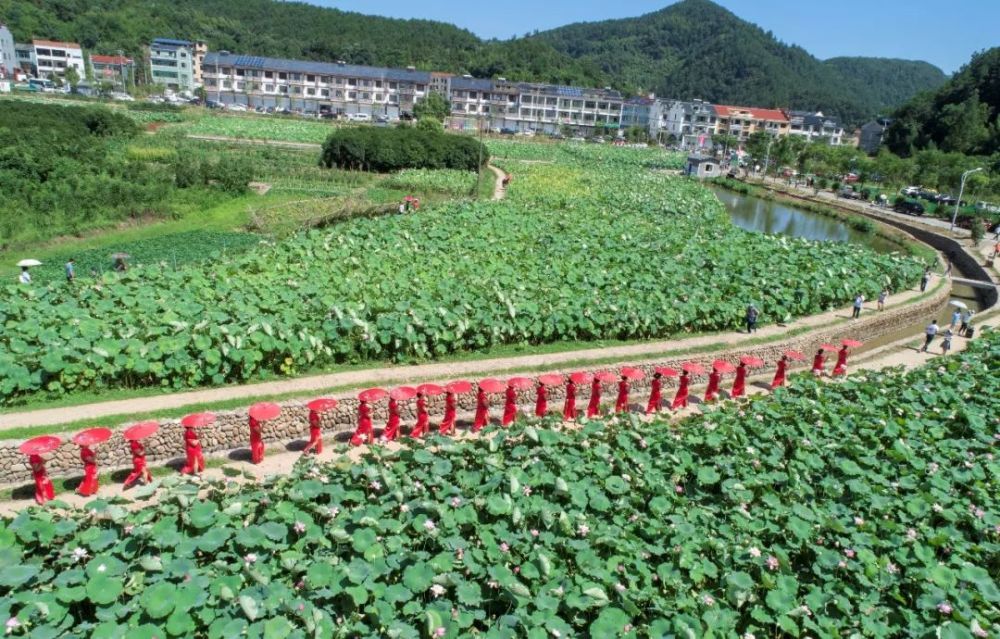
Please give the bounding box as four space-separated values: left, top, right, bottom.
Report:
19 343 864 505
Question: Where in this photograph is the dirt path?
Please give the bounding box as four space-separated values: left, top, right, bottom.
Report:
0 324 979 516
489 165 507 201
0 282 939 431
185 134 322 150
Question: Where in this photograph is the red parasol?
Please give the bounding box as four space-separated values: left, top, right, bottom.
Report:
819 344 839 353
654 367 680 377
594 371 618 384
569 372 592 385
507 377 534 390
445 380 473 395
842 339 863 348
19 436 62 456
181 412 216 429
740 356 766 368
249 402 281 422
620 366 645 380
358 388 388 403
478 378 506 394
538 373 565 387
681 362 706 375
712 360 737 374
72 428 113 448
390 386 417 401
124 421 159 441
784 350 806 361
417 383 445 397
307 398 339 413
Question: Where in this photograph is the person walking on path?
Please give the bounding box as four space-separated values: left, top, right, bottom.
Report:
181 425 205 475
586 376 604 418
123 439 152 488
941 329 953 355
563 378 578 421
921 320 939 352
852 294 865 319
745 304 759 334
920 268 930 292
811 349 826 376
410 391 430 438
439 390 458 435
959 310 974 337
502 384 518 427
832 345 850 376
950 309 962 331
704 368 721 403
671 370 691 409
731 362 748 398
18 266 31 285
350 400 374 447
472 384 490 432
945 251 955 278
65 259 75 283
534 381 548 418
615 375 631 413
646 372 663 414
877 288 888 311
771 355 788 389
383 396 402 441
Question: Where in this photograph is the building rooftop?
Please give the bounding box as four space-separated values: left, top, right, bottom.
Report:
450 76 494 91
31 39 81 49
516 81 622 100
152 38 193 47
203 51 432 83
90 54 134 65
713 104 789 122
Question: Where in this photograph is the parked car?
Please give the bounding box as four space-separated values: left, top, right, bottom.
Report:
374 114 390 123
894 200 925 216
975 201 1000 214
917 189 939 202
842 173 860 184
320 112 339 120
901 186 921 196
346 113 371 122
838 186 862 200
500 127 518 136
569 136 586 143
227 103 248 112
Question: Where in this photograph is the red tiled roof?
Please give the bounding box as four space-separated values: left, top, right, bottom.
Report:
32 39 82 49
713 104 789 123
90 54 133 65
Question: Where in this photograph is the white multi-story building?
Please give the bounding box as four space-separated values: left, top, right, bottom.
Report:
0 24 16 78
661 99 718 150
511 82 623 135
149 38 204 92
30 39 84 79
202 52 431 116
787 110 845 145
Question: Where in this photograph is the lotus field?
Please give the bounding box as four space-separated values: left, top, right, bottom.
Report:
183 114 340 144
0 146 923 404
2 331 998 637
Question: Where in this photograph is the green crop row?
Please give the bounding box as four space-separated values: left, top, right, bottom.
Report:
1 330 997 637
0 147 923 404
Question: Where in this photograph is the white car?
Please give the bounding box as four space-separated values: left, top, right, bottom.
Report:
227 103 248 112
347 113 371 122
111 92 134 102
901 186 921 196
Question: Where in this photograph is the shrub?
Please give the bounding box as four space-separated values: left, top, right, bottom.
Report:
320 127 488 173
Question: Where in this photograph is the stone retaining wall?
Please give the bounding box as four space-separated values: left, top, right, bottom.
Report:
0 282 950 486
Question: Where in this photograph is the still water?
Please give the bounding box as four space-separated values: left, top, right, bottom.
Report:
711 186 900 254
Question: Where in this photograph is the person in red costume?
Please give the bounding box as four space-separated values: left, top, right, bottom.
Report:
439 390 458 435
502 384 518 426
351 400 374 446
646 372 663 414
181 426 205 474
563 379 578 421
411 391 430 438
812 349 826 376
671 370 691 409
249 415 265 464
704 368 721 403
29 455 55 505
771 355 789 390
731 362 748 399
384 396 402 441
587 377 603 418
615 375 630 413
472 384 490 432
304 410 324 455
832 345 850 376
123 440 152 488
77 445 99 496
535 382 548 417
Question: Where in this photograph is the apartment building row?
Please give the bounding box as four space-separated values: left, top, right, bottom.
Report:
626 97 848 148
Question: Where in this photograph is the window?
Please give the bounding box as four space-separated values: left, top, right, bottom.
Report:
572 100 583 108
235 81 244 90
321 89 329 97
278 72 286 80
290 73 301 81
322 76 331 83
389 82 397 89
361 92 370 100
335 77 344 85
306 74 315 82
389 95 398 104
347 79 356 86
306 88 315 96
235 68 244 76
280 86 288 94
348 91 357 99
292 86 301 94
335 90 344 98
585 101 596 109
205 78 218 87
597 102 608 110
264 84 273 92
416 84 425 91
374 93 382 101
180 63 186 68
482 105 490 114
546 97 557 105
522 95 532 105
262 71 272 79
375 80 382 88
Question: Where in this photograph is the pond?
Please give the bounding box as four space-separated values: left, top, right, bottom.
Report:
710 186 900 254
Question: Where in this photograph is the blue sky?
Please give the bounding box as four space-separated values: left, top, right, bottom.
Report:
315 0 996 74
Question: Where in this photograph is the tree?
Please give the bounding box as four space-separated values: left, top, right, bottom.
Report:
64 66 81 90
416 116 443 133
195 86 207 104
413 92 450 122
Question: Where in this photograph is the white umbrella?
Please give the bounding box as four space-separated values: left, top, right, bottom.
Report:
16 259 42 267
949 300 968 309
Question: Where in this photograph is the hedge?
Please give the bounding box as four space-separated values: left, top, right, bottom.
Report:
319 126 488 173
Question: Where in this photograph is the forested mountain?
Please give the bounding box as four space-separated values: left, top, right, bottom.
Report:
0 0 944 123
885 48 1000 157
532 0 946 124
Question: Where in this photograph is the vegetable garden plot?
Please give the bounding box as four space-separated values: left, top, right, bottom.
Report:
1 331 998 637
183 114 339 144
0 150 922 405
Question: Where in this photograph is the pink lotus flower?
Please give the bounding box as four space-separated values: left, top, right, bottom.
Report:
433 627 446 637
937 601 953 615
615 583 626 593
369 480 381 491
293 521 306 534
843 549 856 558
577 524 590 536
675 484 684 494
886 563 899 574
766 556 779 571
853 516 864 526
702 594 715 606
500 542 510 553
748 547 761 558
530 529 539 537
423 519 436 531
450 497 462 508
244 553 257 566
522 486 532 497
